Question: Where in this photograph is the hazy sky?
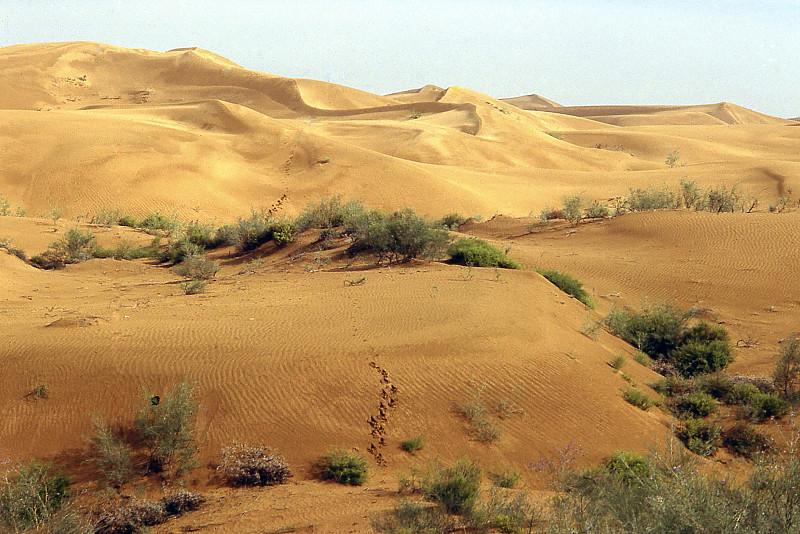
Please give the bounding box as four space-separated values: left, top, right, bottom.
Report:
2 1 798 117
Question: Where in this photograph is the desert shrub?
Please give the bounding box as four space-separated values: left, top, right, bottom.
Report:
138 212 178 235
436 212 467 230
400 435 425 455
676 418 721 456
174 252 220 280
609 354 626 371
774 333 800 401
92 207 122 227
706 184 740 213
622 388 653 410
490 467 522 489
96 497 166 534
268 219 296 246
87 415 133 488
680 180 703 209
184 221 224 249
628 187 680 211
742 392 789 422
536 269 594 308
161 489 205 515
218 443 292 486
0 461 72 531
422 457 482 515
295 196 366 231
647 375 695 397
118 215 137 227
459 387 502 442
160 238 204 265
632 351 651 366
603 451 653 486
670 392 718 419
316 449 368 485
562 193 583 223
726 382 761 405
696 373 734 400
0 239 26 261
180 280 206 295
348 209 450 264
749 438 800 532
0 196 9 216
134 377 198 475
31 227 97 269
477 489 542 533
371 501 453 533
729 374 776 394
447 238 520 269
723 423 772 459
584 201 609 219
218 211 270 252
538 206 564 220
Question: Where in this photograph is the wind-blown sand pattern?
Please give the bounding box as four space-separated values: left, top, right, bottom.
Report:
2 42 800 532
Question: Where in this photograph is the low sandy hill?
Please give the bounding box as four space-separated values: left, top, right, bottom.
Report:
386 84 447 103
465 211 800 377
501 93 562 110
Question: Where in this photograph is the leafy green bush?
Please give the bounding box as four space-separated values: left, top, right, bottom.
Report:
603 451 653 486
774 333 800 401
672 322 734 376
160 237 205 265
447 238 520 269
670 392 717 419
218 443 292 486
706 184 740 213
459 387 502 442
87 415 133 488
622 388 653 410
696 374 734 400
680 180 703 209
92 207 123 227
400 435 425 455
184 221 224 249
490 467 522 489
0 461 72 532
676 418 721 456
174 252 220 280
723 423 771 459
218 211 272 253
31 227 97 269
477 489 541 533
135 377 198 475
349 209 450 264
742 392 789 422
726 382 761 405
316 449 368 485
585 201 609 219
295 196 365 231
139 212 178 235
422 457 483 515
118 215 137 227
628 187 680 211
371 501 453 533
436 212 467 229
536 269 594 308
562 194 583 223
609 355 626 371
269 219 296 246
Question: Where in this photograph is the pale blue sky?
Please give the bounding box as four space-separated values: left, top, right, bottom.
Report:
2 1 798 117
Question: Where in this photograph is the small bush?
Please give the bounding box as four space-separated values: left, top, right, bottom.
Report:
680 180 703 209
174 252 220 280
87 415 133 488
92 207 122 227
181 280 207 295
633 352 652 367
371 501 453 533
676 418 721 457
490 467 522 489
672 322 734 377
696 373 734 400
706 184 740 213
628 187 680 211
134 377 198 475
584 201 609 219
436 212 467 229
773 333 800 401
139 212 178 235
422 457 482 515
603 451 653 486
459 387 502 442
0 239 26 261
96 497 166 534
161 238 204 265
536 269 594 308
161 489 206 515
726 382 761 405
0 461 72 531
723 423 772 459
609 355 626 371
295 196 366 231
349 209 450 264
31 227 97 269
622 388 653 410
447 238 520 269
269 219 296 246
742 392 789 422
118 215 137 227
400 435 425 455
670 392 717 419
184 221 224 249
539 206 565 221
316 449 368 485
478 489 542 533
562 194 583 223
218 443 292 486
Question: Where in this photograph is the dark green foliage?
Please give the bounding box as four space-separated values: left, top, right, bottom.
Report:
536 269 594 308
134 377 198 475
400 435 425 454
184 221 224 249
436 212 467 229
422 457 482 515
477 489 542 533
622 388 653 410
672 322 734 376
92 238 161 261
0 239 26 261
218 212 295 253
676 418 721 456
584 201 610 219
727 382 761 405
603 451 653 486
447 238 520 269
562 193 583 223
742 392 789 422
0 461 72 531
316 449 368 485
160 238 205 265
670 392 718 419
295 196 366 231
31 227 96 269
269 219 296 246
349 209 450 264
696 373 734 400
723 423 772 459
87 415 133 488
138 212 177 235
774 333 800 401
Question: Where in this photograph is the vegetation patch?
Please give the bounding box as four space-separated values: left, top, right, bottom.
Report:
218 443 292 486
316 448 369 486
622 388 654 410
447 238 520 269
536 269 595 308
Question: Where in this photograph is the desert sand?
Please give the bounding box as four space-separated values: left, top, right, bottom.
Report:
1 42 799 532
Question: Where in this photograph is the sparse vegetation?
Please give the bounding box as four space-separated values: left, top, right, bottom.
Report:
218 443 292 486
622 388 653 410
436 212 467 230
609 354 626 371
562 193 583 224
400 435 425 455
742 391 789 422
536 269 595 308
447 238 520 269
670 391 717 419
628 187 680 211
347 208 450 264
0 238 27 261
774 333 800 401
295 196 366 231
316 448 369 485
174 252 220 280
31 227 96 269
87 415 133 488
0 461 72 532
490 466 522 489
723 422 772 459
421 457 482 515
459 386 502 442
180 279 206 295
676 418 721 456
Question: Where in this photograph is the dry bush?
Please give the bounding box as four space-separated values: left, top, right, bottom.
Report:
218 443 292 486
161 489 205 515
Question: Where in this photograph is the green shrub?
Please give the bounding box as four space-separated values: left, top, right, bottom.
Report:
161 238 205 265
585 201 609 219
490 467 522 489
184 221 224 249
726 382 761 405
316 449 368 485
436 212 467 230
134 377 198 475
174 252 220 280
447 238 520 269
218 443 292 486
118 215 137 227
723 423 772 459
218 211 271 253
622 388 653 410
371 501 453 533
562 194 583 223
139 212 178 235
743 392 789 422
0 196 9 216
696 374 734 400
92 207 122 227
647 375 695 397
633 352 652 367
269 219 296 246
180 279 207 295
672 322 734 376
628 187 680 211
603 451 653 486
0 239 26 261
295 196 366 231
536 269 594 308
422 457 482 515
400 435 425 455
87 415 133 488
609 355 626 371
478 489 542 533
31 227 97 269
0 461 72 531
670 392 717 419
459 387 502 442
680 180 703 209
706 184 740 213
676 419 721 457
349 209 450 264
773 333 800 401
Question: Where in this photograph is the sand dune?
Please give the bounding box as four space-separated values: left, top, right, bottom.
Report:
501 93 562 109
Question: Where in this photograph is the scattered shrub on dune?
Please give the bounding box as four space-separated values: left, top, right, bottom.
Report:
436 212 467 230
316 448 369 486
742 392 789 422
31 227 97 269
447 238 520 269
295 195 366 231
539 206 565 221
562 193 583 224
174 252 220 280
672 322 734 376
603 451 653 486
86 415 133 489
723 423 772 459
161 489 205 515
628 187 680 211
371 501 454 533
400 435 425 455
536 269 595 308
421 457 483 515
773 333 800 401
0 461 72 532
91 207 123 227
184 221 224 249
218 211 296 253
0 238 26 261
348 208 450 264
670 392 718 419
218 443 292 486
622 388 654 410
180 279 207 295
118 214 137 227
676 418 721 457
584 201 610 219
490 466 522 489
139 212 179 235
96 497 166 534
